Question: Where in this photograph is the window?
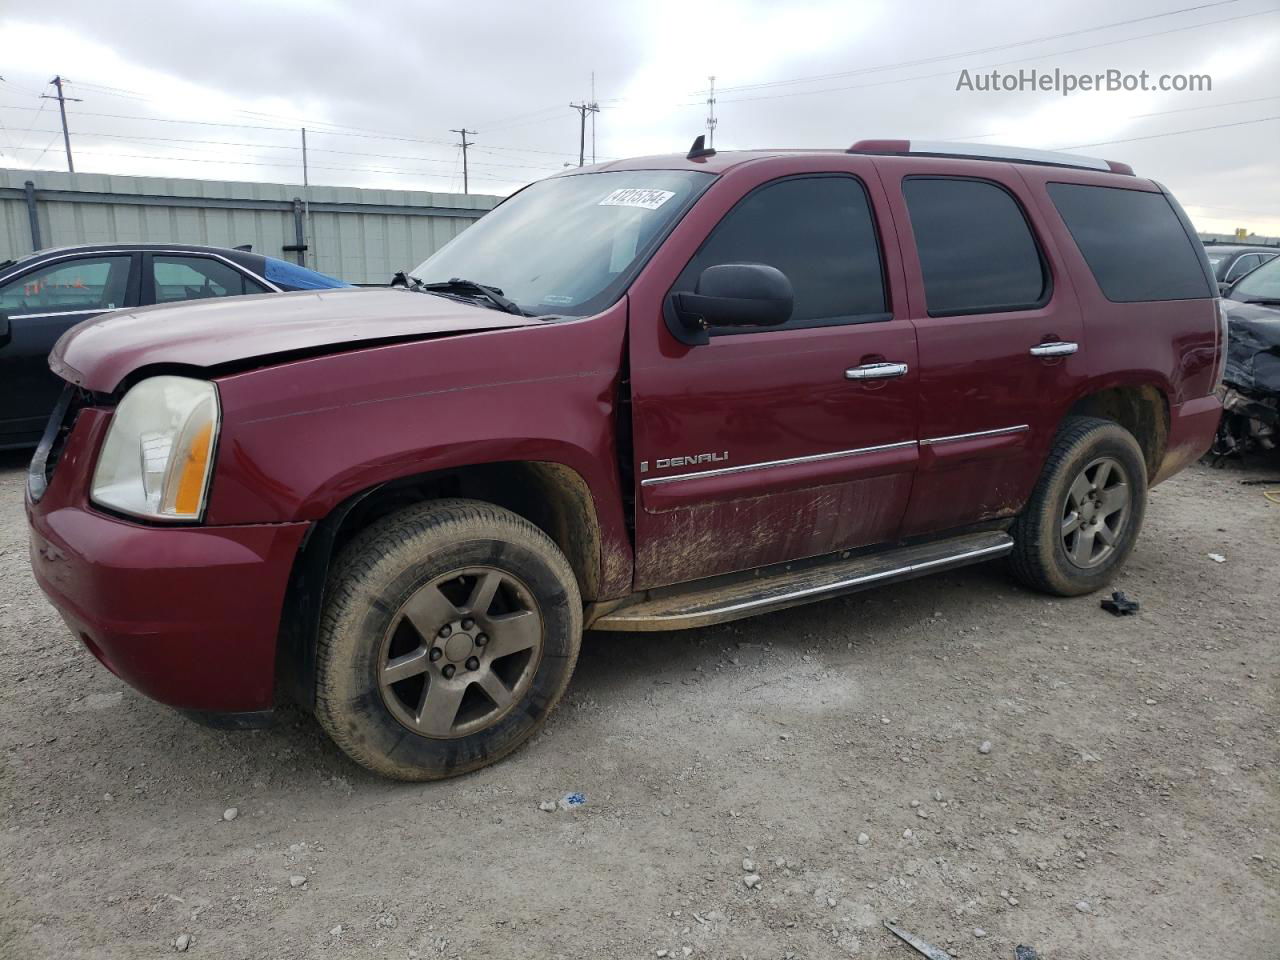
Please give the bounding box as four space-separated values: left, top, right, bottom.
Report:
151 255 268 303
1047 183 1212 302
679 175 887 329
903 177 1047 316
0 256 131 314
1225 253 1264 283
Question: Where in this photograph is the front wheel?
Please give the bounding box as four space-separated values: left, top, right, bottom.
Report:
315 499 582 781
1009 416 1148 596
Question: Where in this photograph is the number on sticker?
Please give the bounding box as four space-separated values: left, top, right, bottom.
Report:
598 188 675 210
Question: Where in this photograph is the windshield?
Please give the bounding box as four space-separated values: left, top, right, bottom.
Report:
410 169 713 316
1230 255 1280 302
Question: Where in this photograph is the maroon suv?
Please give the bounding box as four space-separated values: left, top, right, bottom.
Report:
26 139 1224 780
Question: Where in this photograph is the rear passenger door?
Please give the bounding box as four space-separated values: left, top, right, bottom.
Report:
141 253 270 306
874 160 1086 537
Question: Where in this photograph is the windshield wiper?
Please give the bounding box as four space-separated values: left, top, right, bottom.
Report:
1237 297 1280 307
403 275 525 316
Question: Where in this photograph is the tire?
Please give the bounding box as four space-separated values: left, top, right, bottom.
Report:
1009 416 1148 597
315 499 582 781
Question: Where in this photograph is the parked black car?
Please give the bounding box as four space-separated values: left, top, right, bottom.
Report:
0 242 348 449
1203 242 1279 290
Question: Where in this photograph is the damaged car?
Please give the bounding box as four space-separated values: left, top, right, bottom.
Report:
1214 254 1280 459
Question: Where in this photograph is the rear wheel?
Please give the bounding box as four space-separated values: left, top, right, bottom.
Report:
315 499 581 781
1009 417 1147 596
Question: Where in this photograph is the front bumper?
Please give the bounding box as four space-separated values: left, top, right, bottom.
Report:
26 407 309 713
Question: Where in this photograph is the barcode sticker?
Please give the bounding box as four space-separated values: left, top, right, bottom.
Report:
598 188 675 210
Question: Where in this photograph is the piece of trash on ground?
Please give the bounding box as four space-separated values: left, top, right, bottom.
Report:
1208 553 1227 563
558 792 586 810
883 920 953 960
1015 947 1041 960
1100 591 1140 616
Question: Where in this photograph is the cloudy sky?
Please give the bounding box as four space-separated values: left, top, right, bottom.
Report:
1 0 1277 234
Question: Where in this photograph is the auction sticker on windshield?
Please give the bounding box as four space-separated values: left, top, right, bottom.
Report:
599 188 675 210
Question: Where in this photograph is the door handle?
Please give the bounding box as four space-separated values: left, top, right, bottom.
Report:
1029 341 1078 357
846 361 908 380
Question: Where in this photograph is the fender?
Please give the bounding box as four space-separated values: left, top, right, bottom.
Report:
204 303 633 596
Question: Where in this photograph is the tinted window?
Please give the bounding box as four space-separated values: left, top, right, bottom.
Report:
152 255 267 303
681 175 886 328
1047 183 1212 302
0 256 131 313
903 177 1047 316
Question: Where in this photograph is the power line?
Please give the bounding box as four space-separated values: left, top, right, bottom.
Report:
704 0 1243 96
1055 114 1279 149
946 94 1280 142
0 103 588 161
701 7 1279 106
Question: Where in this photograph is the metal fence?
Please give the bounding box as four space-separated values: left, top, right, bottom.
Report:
0 169 501 284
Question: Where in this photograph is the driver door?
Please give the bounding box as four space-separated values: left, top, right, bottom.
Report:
626 159 920 589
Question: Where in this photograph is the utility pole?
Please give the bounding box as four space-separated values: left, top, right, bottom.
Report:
590 72 597 164
569 101 599 167
450 127 475 194
706 76 717 149
301 127 313 265
42 76 82 173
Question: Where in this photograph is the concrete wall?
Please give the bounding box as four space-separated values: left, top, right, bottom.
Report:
0 169 501 284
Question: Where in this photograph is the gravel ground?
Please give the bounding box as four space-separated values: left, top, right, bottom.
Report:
1 450 1276 960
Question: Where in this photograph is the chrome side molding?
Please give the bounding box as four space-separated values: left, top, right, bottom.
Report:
920 424 1029 446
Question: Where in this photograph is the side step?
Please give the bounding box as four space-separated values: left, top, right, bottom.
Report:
592 531 1013 632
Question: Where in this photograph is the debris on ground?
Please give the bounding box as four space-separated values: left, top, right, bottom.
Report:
1015 947 1041 960
1208 553 1227 563
174 933 192 952
1100 591 1140 616
537 800 557 812
222 807 238 821
558 792 587 810
882 921 954 960
978 740 992 754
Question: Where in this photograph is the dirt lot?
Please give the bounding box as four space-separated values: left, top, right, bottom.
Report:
0 451 1276 960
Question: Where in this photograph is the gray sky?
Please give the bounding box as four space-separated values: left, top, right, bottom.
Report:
1 0 1277 234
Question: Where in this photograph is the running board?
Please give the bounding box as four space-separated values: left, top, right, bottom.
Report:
592 532 1013 632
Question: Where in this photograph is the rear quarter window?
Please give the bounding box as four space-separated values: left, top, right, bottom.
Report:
1047 182 1212 302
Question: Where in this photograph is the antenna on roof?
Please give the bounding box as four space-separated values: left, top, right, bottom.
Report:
687 134 716 161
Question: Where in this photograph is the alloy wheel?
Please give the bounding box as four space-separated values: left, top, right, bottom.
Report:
377 567 544 738
1061 456 1131 569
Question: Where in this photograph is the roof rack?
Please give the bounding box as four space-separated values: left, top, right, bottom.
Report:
847 139 1134 176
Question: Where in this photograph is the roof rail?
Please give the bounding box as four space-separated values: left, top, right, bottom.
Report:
847 139 1134 176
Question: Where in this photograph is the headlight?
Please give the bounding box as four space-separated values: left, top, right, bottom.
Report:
91 376 220 521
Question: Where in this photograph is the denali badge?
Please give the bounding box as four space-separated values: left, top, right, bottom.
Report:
640 451 729 473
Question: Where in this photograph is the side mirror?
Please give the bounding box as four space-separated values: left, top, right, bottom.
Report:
1218 280 1233 297
670 263 793 342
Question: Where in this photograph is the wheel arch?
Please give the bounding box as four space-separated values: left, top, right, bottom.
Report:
1063 379 1170 483
275 460 607 709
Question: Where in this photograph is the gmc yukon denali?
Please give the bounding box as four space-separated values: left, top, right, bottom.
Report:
26 139 1224 780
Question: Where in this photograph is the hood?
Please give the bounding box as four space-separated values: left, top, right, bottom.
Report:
50 287 540 392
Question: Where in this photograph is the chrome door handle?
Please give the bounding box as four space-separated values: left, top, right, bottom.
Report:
1029 341 1078 357
846 361 908 380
